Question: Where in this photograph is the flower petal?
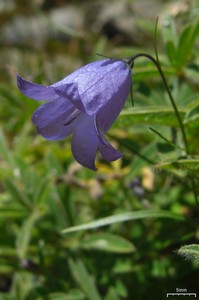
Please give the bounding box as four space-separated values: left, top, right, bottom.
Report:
54 59 131 116
98 139 122 161
54 82 86 113
96 70 131 132
32 97 81 140
94 118 122 161
71 116 98 170
17 74 57 101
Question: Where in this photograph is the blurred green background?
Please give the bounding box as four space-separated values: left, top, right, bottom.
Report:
0 0 199 299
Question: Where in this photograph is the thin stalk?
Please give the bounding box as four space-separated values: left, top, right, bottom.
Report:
127 53 199 209
128 53 189 155
153 19 199 211
149 127 185 151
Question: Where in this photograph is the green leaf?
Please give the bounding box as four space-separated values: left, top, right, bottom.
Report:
11 271 41 300
161 15 178 47
0 293 13 300
184 102 199 127
36 291 85 300
149 126 184 152
16 207 46 259
156 158 199 175
0 128 15 167
132 64 174 81
4 179 31 210
114 107 186 128
177 19 199 69
0 207 26 219
62 210 184 234
157 142 175 153
81 233 136 253
68 259 102 300
0 247 16 257
105 288 121 300
0 263 14 274
177 244 199 265
124 142 157 181
165 40 177 67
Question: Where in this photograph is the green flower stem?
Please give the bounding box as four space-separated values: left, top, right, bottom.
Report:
149 127 185 151
128 53 189 154
128 53 199 208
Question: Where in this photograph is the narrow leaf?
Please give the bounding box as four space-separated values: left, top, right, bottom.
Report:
62 210 184 234
81 233 136 253
68 259 102 300
105 288 120 300
0 207 26 219
114 107 186 128
0 128 15 166
184 102 199 127
156 158 199 175
165 40 177 66
36 291 85 300
16 208 45 259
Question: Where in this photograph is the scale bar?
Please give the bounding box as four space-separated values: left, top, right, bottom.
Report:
167 293 196 298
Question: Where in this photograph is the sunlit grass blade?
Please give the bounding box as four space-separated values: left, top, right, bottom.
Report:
62 210 184 234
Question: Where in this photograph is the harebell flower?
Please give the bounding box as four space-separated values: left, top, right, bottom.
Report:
17 58 132 170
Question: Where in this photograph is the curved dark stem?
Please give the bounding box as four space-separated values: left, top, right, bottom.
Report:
128 53 189 155
127 53 199 209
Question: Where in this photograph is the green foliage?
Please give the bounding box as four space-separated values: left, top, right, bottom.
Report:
162 15 199 71
114 107 186 127
68 259 102 300
0 1 199 299
62 210 184 233
177 244 199 266
81 233 136 253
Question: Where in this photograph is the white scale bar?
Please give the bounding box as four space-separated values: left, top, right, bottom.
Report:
167 293 196 298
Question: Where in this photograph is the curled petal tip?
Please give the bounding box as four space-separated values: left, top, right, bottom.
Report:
16 73 24 90
98 138 122 162
16 74 57 101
